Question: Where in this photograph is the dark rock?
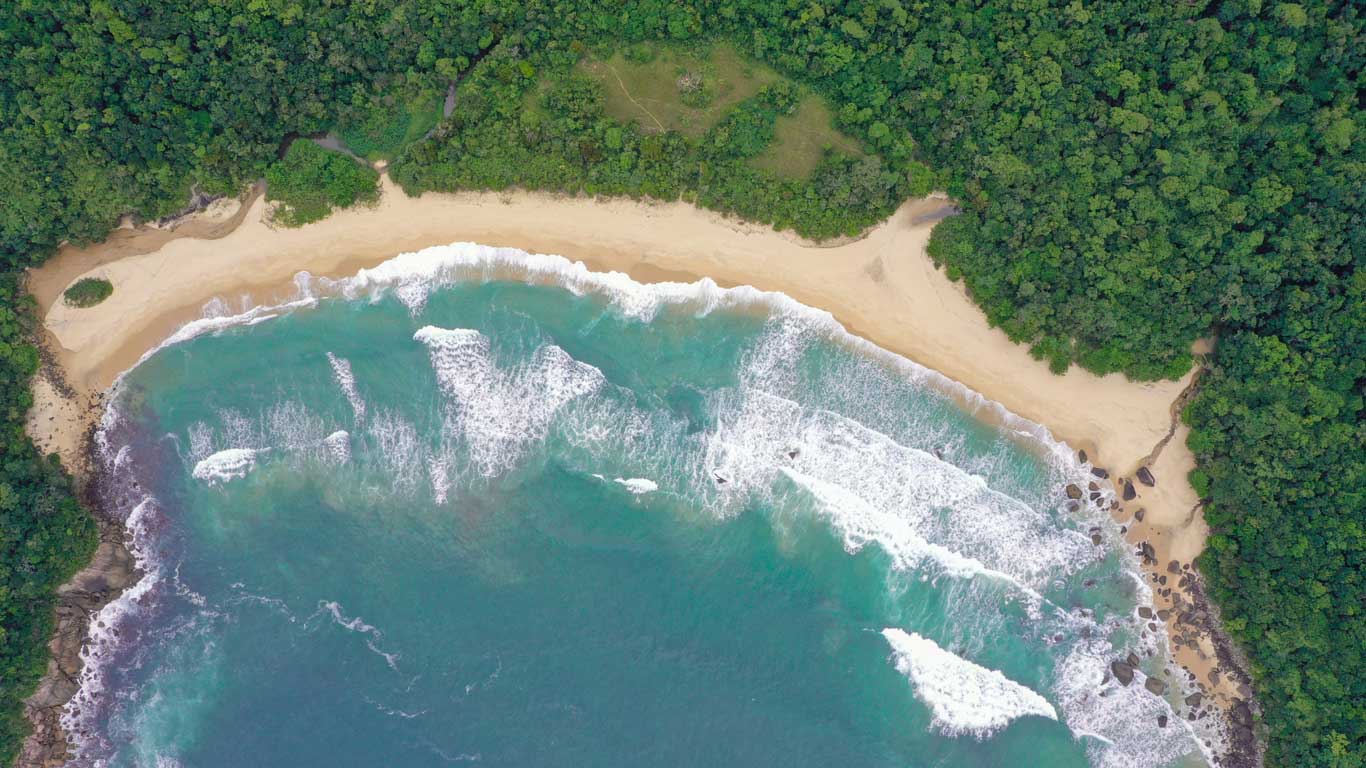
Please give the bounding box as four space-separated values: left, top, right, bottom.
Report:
1137 466 1156 486
1134 507 1145 522
1157 609 1171 620
1167 560 1182 574
1083 578 1097 587
1066 500 1080 512
1088 481 1100 491
786 448 799 460
1185 692 1203 708
1126 652 1141 668
712 471 729 485
1091 533 1103 546
1122 479 1137 500
1231 701 1253 726
1157 714 1168 728
1110 660 1135 685
1144 676 1167 695
1091 466 1109 479
1089 491 1102 502
1078 449 1088 464
1138 606 1153 619
1065 484 1082 499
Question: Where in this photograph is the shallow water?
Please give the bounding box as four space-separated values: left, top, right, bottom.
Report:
69 246 1211 767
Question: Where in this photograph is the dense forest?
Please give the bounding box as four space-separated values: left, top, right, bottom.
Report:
1 1 1361 765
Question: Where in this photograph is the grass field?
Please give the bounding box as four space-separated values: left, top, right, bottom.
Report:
751 94 863 180
579 43 779 137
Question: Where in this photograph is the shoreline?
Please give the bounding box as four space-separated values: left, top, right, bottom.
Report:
22 176 1258 766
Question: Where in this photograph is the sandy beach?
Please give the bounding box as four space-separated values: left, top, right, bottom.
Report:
24 175 1252 758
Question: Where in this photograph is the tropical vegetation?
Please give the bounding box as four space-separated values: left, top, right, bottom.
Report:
0 1 1360 764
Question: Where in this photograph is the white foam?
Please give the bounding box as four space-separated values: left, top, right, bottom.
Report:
191 448 266 485
882 628 1057 738
316 600 401 672
1053 640 1203 768
614 477 658 494
60 497 166 761
327 352 367 424
783 468 1034 598
322 430 351 464
367 410 423 491
702 386 1093 588
187 421 215 462
414 326 604 477
428 454 452 504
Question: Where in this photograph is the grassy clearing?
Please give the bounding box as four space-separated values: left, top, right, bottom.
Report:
336 91 445 161
63 277 113 308
751 94 863 180
579 43 779 137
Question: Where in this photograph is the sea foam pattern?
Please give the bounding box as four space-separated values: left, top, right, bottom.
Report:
414 326 605 477
68 243 1213 768
882 628 1057 737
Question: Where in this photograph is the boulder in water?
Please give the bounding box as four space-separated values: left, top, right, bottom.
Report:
1145 676 1167 695
1078 449 1088 464
1066 483 1082 499
1110 660 1135 686
1157 714 1168 728
1138 606 1153 619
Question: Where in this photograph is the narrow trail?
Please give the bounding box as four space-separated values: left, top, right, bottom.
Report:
603 63 666 132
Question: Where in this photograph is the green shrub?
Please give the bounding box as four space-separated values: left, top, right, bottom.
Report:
62 277 113 308
265 141 380 228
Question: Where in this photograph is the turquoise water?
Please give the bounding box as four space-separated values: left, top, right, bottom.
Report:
69 246 1209 767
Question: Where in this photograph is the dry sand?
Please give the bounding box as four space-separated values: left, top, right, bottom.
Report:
25 175 1243 727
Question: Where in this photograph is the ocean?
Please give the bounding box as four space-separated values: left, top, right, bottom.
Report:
66 245 1213 767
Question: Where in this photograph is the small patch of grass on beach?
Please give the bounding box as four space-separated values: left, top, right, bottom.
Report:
750 94 863 180
265 141 380 228
580 43 779 137
62 277 113 308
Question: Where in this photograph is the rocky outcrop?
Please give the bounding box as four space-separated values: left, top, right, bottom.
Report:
19 521 137 768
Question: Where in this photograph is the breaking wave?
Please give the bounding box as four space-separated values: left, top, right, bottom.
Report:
881 628 1057 737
